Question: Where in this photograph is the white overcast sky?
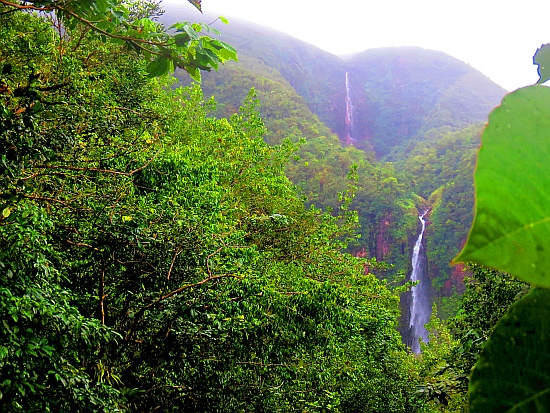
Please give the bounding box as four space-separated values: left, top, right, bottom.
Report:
166 0 548 91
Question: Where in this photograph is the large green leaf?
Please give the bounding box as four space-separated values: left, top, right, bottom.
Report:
454 85 550 287
146 56 170 77
469 288 550 412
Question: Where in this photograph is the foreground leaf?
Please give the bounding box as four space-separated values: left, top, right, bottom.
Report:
454 86 550 287
469 288 550 412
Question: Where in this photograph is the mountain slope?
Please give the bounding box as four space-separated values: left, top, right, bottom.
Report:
343 47 505 157
161 8 507 315
163 10 505 158
206 17 346 136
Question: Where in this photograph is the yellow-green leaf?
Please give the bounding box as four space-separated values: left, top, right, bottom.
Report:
454 86 550 287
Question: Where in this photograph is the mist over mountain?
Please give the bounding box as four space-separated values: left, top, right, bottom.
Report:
342 47 505 157
162 10 505 158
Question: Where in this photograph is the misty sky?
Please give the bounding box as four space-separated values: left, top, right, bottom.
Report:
163 0 549 92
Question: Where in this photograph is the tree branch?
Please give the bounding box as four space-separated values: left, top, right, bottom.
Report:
0 0 50 11
125 274 239 340
0 0 166 54
54 4 168 51
66 239 99 250
167 243 184 280
22 194 77 209
30 150 159 177
99 268 106 324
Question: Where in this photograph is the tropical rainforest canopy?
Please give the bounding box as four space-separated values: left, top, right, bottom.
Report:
0 0 548 411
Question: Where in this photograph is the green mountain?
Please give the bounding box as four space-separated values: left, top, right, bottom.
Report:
204 18 346 138
343 47 505 157
162 9 506 313
163 13 505 157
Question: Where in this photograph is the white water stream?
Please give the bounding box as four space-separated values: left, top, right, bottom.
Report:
409 211 431 354
344 71 355 144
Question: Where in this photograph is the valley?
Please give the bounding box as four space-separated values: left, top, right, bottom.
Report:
2 2 533 411
168 12 507 321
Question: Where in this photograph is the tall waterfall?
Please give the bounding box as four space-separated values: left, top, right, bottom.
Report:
409 211 431 354
344 71 355 144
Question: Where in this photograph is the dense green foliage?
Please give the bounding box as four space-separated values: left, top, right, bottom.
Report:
443 265 528 411
410 265 528 413
449 265 528 380
4 3 539 412
397 124 482 297
173 39 420 283
0 0 236 80
0 7 433 412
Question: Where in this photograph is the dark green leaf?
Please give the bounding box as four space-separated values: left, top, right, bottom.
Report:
174 33 191 47
196 47 219 70
146 56 169 77
469 288 550 412
187 66 201 82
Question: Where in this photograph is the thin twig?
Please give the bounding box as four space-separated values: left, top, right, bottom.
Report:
206 246 223 277
167 243 184 280
236 361 295 367
0 0 49 11
22 194 76 209
99 268 106 324
66 240 99 250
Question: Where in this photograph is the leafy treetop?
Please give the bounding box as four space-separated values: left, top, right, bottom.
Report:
0 0 237 80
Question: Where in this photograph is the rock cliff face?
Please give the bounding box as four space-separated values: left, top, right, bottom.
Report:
375 213 393 261
442 262 468 295
352 210 417 281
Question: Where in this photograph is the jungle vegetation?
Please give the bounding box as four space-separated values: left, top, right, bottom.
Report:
0 1 544 412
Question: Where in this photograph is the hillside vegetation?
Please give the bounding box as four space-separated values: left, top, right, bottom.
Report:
167 10 506 304
0 7 428 412
1 1 530 411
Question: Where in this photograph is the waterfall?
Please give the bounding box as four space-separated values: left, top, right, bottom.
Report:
344 71 355 144
409 211 431 354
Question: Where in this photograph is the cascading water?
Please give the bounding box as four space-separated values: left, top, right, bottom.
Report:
409 210 431 354
344 71 355 144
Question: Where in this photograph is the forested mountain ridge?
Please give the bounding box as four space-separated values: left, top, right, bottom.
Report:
163 10 505 158
343 48 505 157
160 7 345 137
163 9 505 310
